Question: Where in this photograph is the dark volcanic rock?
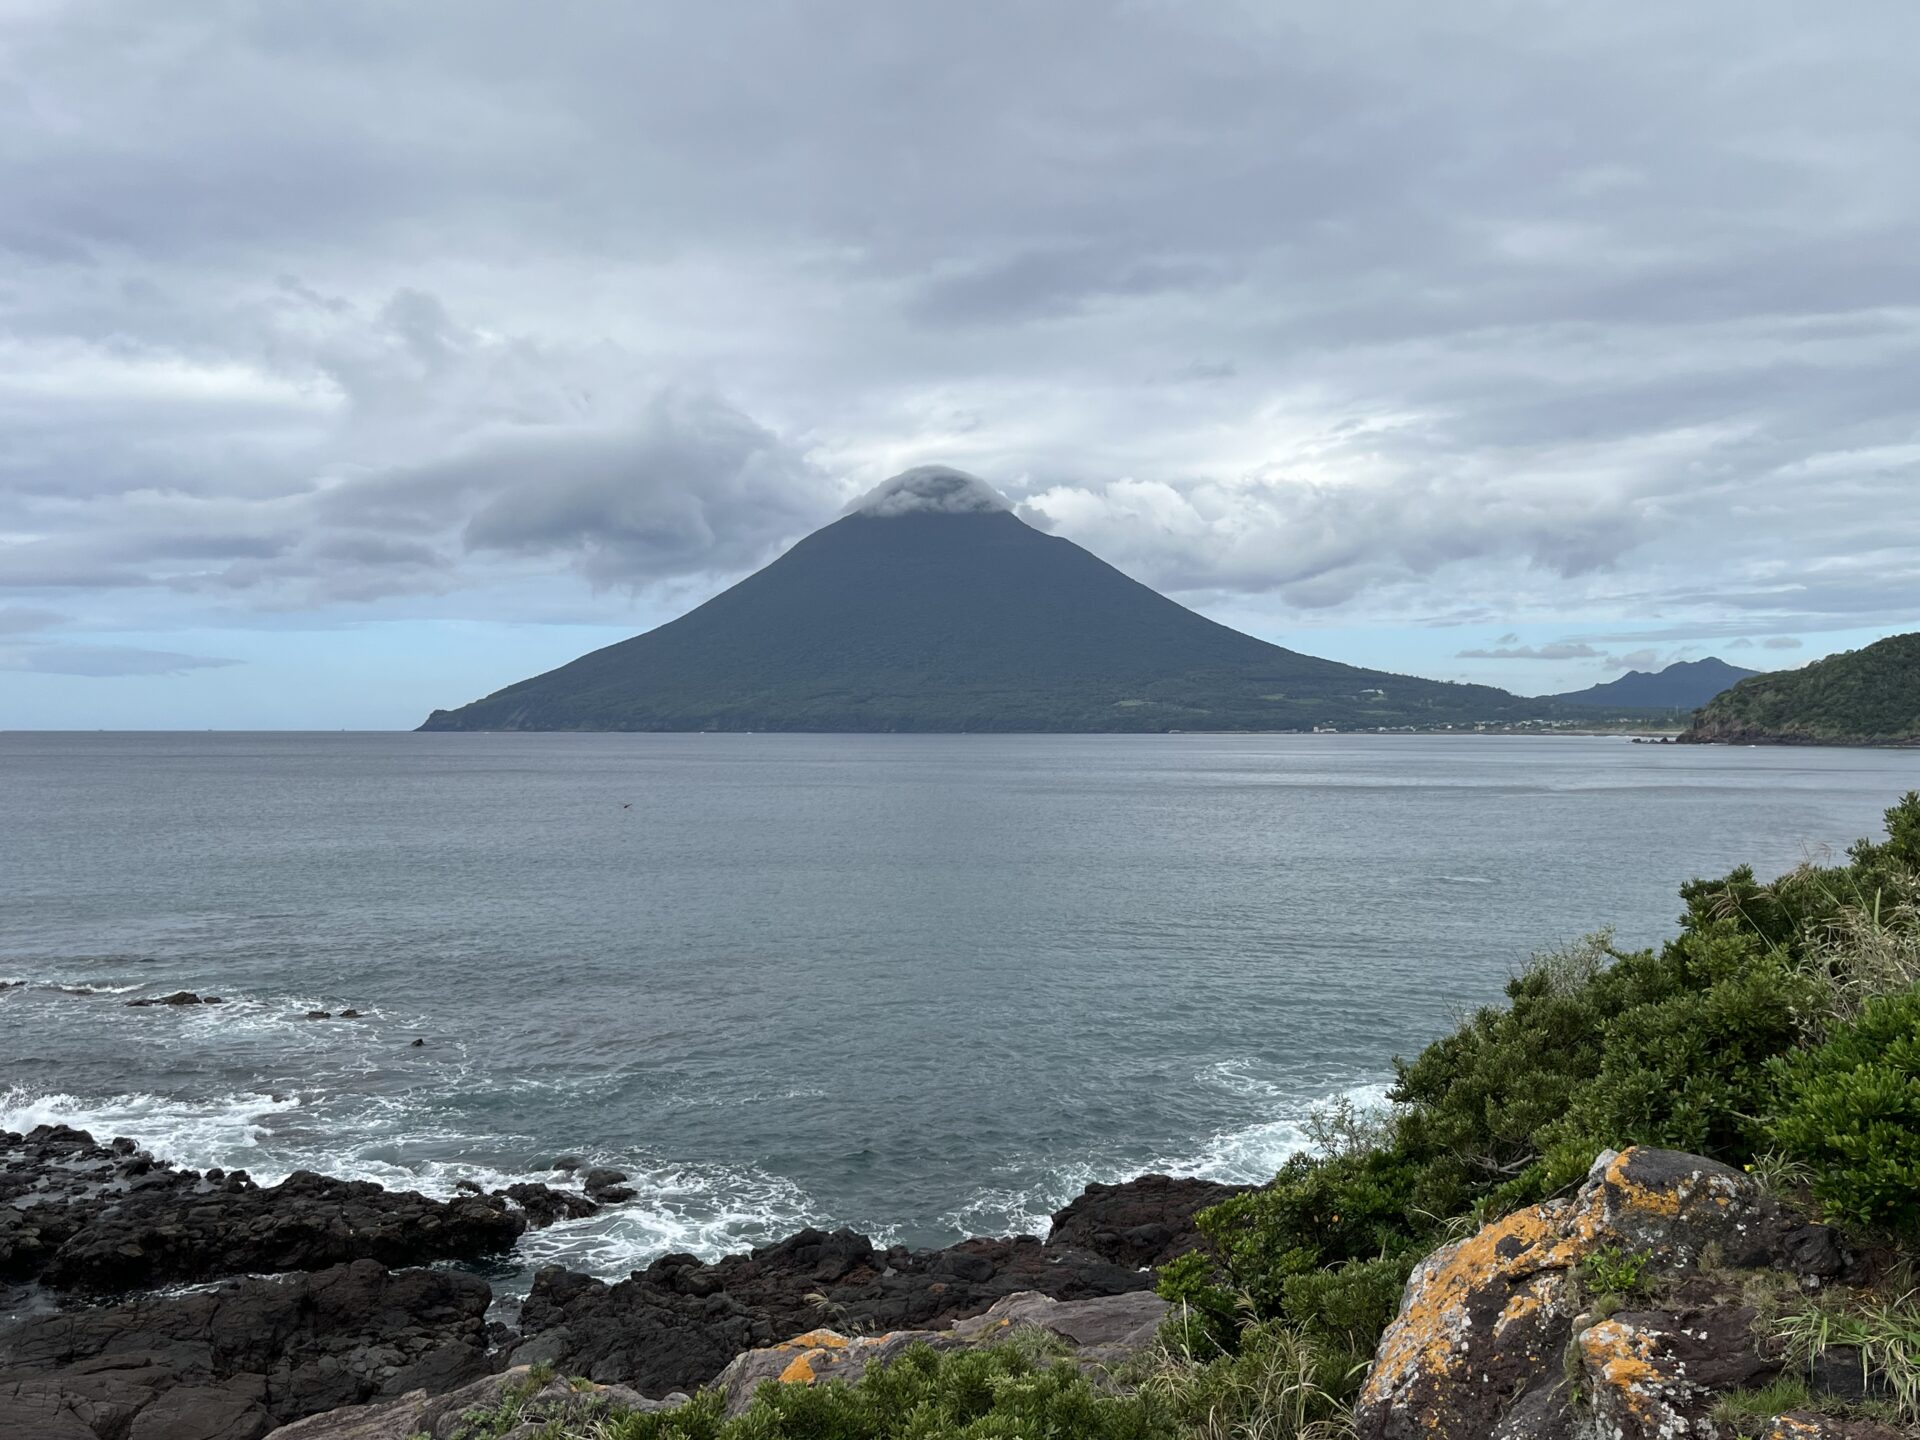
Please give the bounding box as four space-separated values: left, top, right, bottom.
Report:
0 1259 495 1439
583 1168 635 1204
1 1127 539 1292
498 1183 599 1227
1045 1173 1243 1268
517 1221 1155 1395
125 992 216 1007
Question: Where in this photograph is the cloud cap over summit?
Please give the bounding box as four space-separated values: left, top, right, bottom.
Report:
849 467 1015 519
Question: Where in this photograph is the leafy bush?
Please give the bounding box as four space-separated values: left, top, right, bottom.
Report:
603 1344 1171 1440
1277 1259 1409 1359
1769 986 1920 1235
1578 1245 1651 1301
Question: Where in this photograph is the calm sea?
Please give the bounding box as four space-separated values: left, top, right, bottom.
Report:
2 733 1914 1286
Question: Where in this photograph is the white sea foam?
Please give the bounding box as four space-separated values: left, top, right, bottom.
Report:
514 1160 819 1274
1167 1079 1393 1184
3 1055 1393 1287
0 1085 302 1165
936 1072 1396 1241
0 1081 819 1280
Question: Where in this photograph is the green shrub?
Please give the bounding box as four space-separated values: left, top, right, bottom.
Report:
1769 986 1920 1235
604 1344 1170 1440
1277 1258 1410 1358
1578 1245 1650 1301
1532 925 1821 1189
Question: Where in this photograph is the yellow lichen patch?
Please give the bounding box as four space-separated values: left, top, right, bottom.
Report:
1763 1418 1826 1440
1565 1147 1755 1262
775 1329 850 1352
1493 1273 1558 1339
1361 1201 1580 1426
778 1351 821 1384
1578 1318 1671 1425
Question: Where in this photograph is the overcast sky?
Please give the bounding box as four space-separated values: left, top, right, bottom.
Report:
3 1 1916 728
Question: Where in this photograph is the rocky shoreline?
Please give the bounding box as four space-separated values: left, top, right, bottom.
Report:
0 1124 1238 1438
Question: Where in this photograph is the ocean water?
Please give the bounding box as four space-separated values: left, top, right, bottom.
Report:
2 732 1914 1287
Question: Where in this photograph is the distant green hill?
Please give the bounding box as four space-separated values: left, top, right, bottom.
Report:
1681 632 1920 746
1546 656 1758 711
420 466 1551 734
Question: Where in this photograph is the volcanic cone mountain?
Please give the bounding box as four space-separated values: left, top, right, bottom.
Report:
419 467 1542 733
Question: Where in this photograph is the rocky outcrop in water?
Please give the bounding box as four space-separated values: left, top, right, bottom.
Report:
0 1125 597 1292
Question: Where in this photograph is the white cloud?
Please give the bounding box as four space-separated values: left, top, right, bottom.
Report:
850 466 1012 518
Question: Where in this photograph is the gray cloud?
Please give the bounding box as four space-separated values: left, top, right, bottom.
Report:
850 467 1011 518
1604 649 1665 671
0 607 67 635
1763 636 1804 650
0 0 1916 674
1456 642 1604 661
0 644 241 677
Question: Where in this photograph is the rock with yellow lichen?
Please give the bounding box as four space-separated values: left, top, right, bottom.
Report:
1575 1306 1768 1439
712 1324 951 1416
712 1289 1167 1417
1355 1146 1843 1440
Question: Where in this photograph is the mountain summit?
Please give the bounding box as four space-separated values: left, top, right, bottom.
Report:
1546 656 1759 711
848 464 1014 517
419 467 1540 733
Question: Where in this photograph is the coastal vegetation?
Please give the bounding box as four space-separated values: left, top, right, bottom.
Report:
1684 632 1920 745
426 791 1920 1437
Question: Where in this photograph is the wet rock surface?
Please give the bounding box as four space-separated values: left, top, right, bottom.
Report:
0 1126 597 1292
1044 1172 1241 1269
0 1259 496 1439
